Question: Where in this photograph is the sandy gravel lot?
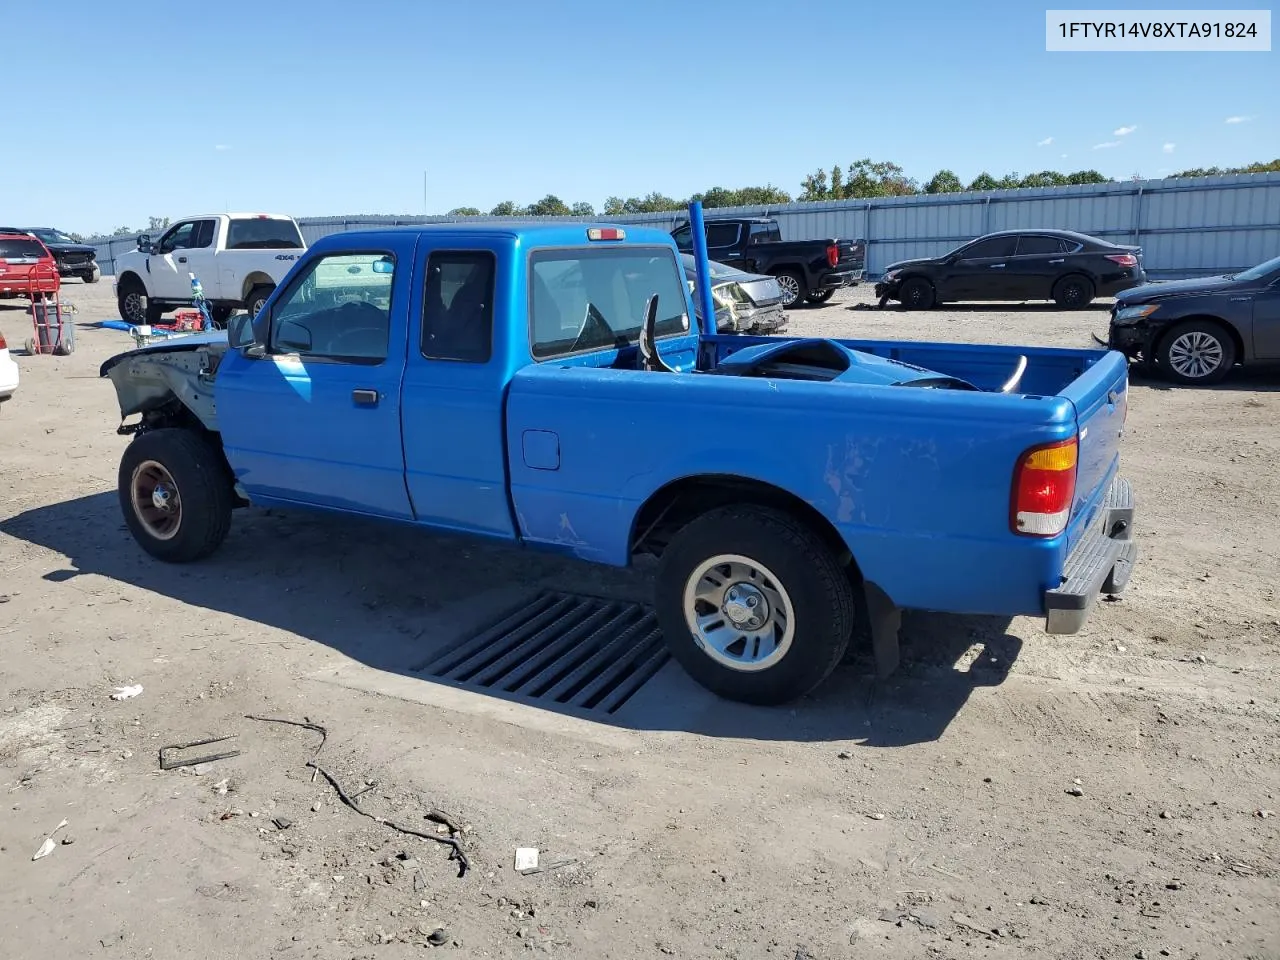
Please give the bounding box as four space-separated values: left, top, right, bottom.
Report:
1 278 1277 960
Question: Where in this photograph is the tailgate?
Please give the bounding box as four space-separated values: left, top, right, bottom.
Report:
839 239 865 268
1059 350 1129 530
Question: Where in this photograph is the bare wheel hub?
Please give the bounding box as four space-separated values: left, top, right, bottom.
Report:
130 460 183 541
723 583 769 630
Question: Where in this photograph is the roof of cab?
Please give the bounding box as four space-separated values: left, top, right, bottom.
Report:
308 221 678 251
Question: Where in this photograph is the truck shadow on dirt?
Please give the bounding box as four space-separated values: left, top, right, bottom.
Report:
2 492 1022 748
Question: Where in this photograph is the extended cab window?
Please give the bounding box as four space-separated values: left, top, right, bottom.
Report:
226 217 305 250
529 246 690 360
422 251 495 363
269 252 395 362
749 223 781 245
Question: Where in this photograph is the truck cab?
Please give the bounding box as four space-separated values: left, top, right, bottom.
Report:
101 222 1138 707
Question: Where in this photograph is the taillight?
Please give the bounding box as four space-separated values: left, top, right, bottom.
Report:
0 332 7 349
1011 437 1078 537
1106 253 1137 267
826 243 839 268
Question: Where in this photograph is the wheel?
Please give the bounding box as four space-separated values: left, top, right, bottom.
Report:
81 268 100 283
117 278 163 326
1052 274 1094 309
772 270 806 310
804 289 836 305
654 505 856 706
1157 320 1236 386
245 284 275 318
118 428 234 563
898 276 935 310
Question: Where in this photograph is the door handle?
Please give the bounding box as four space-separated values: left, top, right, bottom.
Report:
1048 259 1064 264
352 389 379 406
177 256 187 263
989 263 1006 268
1229 296 1252 302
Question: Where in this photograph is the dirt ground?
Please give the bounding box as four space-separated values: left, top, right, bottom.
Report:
1 278 1277 960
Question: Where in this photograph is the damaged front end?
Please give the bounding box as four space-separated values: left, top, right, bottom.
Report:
98 331 231 434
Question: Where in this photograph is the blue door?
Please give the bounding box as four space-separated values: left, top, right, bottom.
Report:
399 243 517 539
215 234 417 519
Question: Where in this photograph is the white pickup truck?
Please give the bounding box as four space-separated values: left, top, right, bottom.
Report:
113 213 307 327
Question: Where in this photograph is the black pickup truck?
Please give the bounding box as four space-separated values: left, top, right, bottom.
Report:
671 216 865 309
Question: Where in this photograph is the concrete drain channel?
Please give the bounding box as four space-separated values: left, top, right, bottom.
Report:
413 591 670 716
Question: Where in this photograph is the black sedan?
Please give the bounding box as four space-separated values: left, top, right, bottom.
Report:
875 229 1146 309
1106 253 1280 385
681 254 788 334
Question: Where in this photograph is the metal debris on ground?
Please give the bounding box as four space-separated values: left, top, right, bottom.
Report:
519 858 577 877
244 714 328 782
159 735 242 770
425 809 463 834
307 762 470 878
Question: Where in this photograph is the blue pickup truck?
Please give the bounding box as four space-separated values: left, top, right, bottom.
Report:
99 219 1138 706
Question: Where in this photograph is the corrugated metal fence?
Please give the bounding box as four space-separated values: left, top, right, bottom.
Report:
91 171 1280 280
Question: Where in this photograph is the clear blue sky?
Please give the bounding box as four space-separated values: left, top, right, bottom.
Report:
3 0 1274 235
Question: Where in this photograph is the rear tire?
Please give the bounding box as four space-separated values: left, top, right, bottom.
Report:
245 283 275 318
1157 319 1235 386
118 428 234 563
898 276 935 310
654 505 855 706
1052 274 1094 309
804 288 836 305
772 270 806 310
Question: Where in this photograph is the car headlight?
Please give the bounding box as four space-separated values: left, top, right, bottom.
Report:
1113 303 1158 324
883 269 901 281
712 284 749 308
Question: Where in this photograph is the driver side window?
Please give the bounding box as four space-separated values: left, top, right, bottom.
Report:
157 222 196 254
268 252 395 363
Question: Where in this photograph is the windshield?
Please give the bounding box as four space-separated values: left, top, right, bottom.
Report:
680 253 740 280
1232 254 1280 282
225 217 304 250
530 246 690 359
32 228 77 244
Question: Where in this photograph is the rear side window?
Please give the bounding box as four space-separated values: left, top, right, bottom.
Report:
706 223 740 247
421 251 495 363
1014 235 1069 255
0 238 46 259
226 218 305 250
529 246 690 360
748 223 782 245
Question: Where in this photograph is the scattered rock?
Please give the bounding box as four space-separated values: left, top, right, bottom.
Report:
1256 809 1275 819
272 817 292 831
1160 810 1172 819
983 777 993 784
868 813 887 821
1166 880 1183 890
1066 788 1085 797
312 801 322 813
61 836 75 846
837 751 853 760
427 928 448 946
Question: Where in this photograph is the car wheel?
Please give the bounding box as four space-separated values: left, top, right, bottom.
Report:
898 277 935 310
245 283 275 318
804 289 836 305
654 504 856 706
117 278 163 325
1052 274 1094 309
1157 320 1236 386
81 267 100 283
772 271 806 310
118 428 234 563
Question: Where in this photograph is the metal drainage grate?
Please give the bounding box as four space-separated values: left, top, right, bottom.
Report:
413 591 669 715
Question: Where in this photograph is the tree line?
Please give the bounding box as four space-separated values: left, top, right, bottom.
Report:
81 157 1280 240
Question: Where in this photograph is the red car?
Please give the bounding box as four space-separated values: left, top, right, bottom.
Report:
0 232 60 301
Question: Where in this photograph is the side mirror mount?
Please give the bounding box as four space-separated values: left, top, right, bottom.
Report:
137 234 152 254
275 319 312 353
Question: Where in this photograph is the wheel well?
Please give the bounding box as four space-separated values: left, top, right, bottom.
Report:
1152 315 1244 363
630 475 860 577
117 271 144 292
1054 272 1093 290
240 273 275 301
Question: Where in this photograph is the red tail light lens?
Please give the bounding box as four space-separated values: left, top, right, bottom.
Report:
1010 437 1078 537
0 332 7 349
826 243 839 268
1105 253 1137 267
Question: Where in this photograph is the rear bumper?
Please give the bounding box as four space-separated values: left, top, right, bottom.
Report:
816 268 864 291
1043 474 1137 634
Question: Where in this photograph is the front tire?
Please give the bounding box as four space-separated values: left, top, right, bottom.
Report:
118 429 234 563
1157 320 1235 386
654 505 856 706
898 276 935 310
117 277 163 326
81 267 100 283
772 270 806 310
